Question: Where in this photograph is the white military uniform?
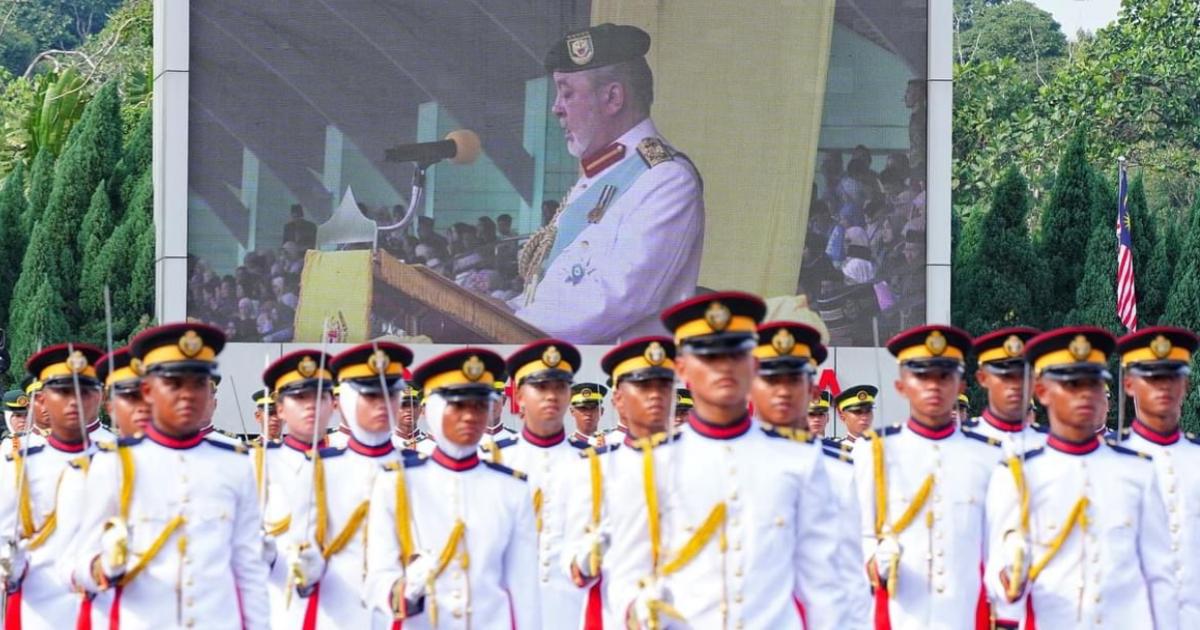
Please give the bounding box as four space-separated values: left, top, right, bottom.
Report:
286 437 401 628
327 425 351 449
852 420 1001 630
820 438 872 629
660 415 846 629
515 118 704 343
984 434 1180 629
393 430 436 456
1120 422 1199 627
73 428 270 630
365 448 541 629
0 437 95 630
86 420 118 446
499 428 587 629
258 435 316 629
200 424 244 447
963 410 1047 456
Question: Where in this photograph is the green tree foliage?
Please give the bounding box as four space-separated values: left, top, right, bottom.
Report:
9 219 68 363
958 1 1067 65
1123 173 1162 323
0 162 28 325
1162 198 1200 431
1141 215 1180 327
1067 221 1120 332
108 108 149 212
1037 131 1095 324
953 166 1045 334
82 169 153 343
0 0 124 76
22 146 55 231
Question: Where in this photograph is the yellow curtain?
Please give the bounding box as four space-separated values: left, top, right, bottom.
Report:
294 250 373 341
591 0 836 296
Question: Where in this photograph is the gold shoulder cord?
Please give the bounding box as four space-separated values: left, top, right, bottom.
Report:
871 432 935 598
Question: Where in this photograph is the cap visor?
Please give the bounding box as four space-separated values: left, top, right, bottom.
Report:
1040 365 1112 381
433 384 496 402
43 375 103 389
1127 361 1191 377
518 369 574 385
756 358 814 377
680 333 756 356
144 360 219 376
277 378 335 396
616 367 676 384
981 360 1027 376
900 358 964 374
342 377 404 395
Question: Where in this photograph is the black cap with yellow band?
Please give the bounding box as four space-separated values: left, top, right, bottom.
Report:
570 383 608 408
1024 326 1116 381
601 336 676 384
506 339 580 386
330 342 413 394
886 324 972 374
660 291 766 355
130 322 226 377
972 327 1040 376
809 391 832 414
263 349 335 396
1116 326 1198 377
754 321 826 376
675 388 694 410
250 388 275 410
97 346 140 395
3 390 28 411
399 384 423 404
835 385 877 412
412 348 505 402
26 342 105 389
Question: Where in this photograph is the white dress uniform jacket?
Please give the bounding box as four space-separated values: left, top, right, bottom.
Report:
661 415 846 629
852 420 1001 630
364 448 541 630
515 118 704 343
983 434 1180 630
0 437 96 630
73 428 269 630
1121 422 1200 627
259 436 315 629
496 428 586 629
286 438 401 628
820 439 871 629
963 410 1047 456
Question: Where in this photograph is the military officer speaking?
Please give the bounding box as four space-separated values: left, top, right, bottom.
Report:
515 24 704 343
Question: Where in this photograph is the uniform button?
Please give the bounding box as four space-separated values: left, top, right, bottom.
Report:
735 593 743 603
1091 554 1099 564
541 576 549 583
452 590 461 599
735 568 743 577
936 549 943 557
453 609 463 618
729 491 738 501
774 517 785 528
733 541 742 551
936 585 945 594
186 597 194 607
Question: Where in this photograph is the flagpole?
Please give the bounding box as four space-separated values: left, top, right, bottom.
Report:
1115 156 1130 438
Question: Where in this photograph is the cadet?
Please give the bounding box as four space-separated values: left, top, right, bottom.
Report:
250 388 281 442
653 292 845 629
672 388 693 427
1 389 33 456
500 339 586 629
561 336 679 628
966 327 1044 451
807 391 833 436
392 384 435 455
853 324 1002 630
750 320 826 434
98 345 151 438
73 323 269 628
1115 326 1199 626
364 348 540 628
286 342 412 628
0 344 106 629
834 385 877 444
568 382 607 446
985 326 1178 629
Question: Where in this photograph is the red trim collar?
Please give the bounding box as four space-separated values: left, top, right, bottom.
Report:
85 419 102 433
688 412 752 440
615 424 629 435
47 434 86 453
1046 434 1101 455
199 425 214 436
338 425 352 435
484 424 506 435
1132 420 1180 446
981 408 1024 433
905 418 956 440
283 435 327 452
146 424 204 450
581 142 626 178
432 448 480 471
521 427 566 448
348 437 395 457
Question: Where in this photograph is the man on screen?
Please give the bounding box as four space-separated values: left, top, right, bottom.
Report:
515 23 705 343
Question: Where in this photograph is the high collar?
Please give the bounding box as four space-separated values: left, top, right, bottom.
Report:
283 435 327 452
432 448 480 472
905 418 956 440
568 433 591 449
484 423 506 436
981 408 1024 433
47 434 86 453
85 419 102 433
338 424 352 435
1132 419 1180 446
521 426 565 448
579 118 657 179
348 436 395 457
146 424 204 450
1046 433 1101 455
570 431 592 443
688 411 752 440
199 424 214 436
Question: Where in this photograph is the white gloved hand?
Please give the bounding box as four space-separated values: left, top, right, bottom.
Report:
572 529 611 580
628 577 681 629
402 552 437 602
873 536 902 585
287 542 326 592
1000 530 1031 601
0 537 29 592
261 532 278 567
98 518 130 580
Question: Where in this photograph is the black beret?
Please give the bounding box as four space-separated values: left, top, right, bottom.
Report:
544 23 651 73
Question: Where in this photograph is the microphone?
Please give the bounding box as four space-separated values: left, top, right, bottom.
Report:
384 129 481 166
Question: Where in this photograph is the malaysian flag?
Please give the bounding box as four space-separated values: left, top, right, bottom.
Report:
1116 163 1138 331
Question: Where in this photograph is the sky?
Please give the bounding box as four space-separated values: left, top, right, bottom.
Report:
1032 0 1123 38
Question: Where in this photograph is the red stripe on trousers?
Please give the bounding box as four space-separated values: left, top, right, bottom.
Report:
108 587 122 630
301 583 321 630
4 587 20 630
872 584 891 630
75 594 92 630
583 578 604 630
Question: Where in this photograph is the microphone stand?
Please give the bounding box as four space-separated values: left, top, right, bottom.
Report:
377 161 433 236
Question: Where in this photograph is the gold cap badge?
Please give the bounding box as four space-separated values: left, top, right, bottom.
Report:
67 350 89 374
705 301 731 332
297 356 318 378
178 330 204 358
566 32 594 65
542 346 562 368
1069 335 1092 361
1003 335 1024 357
644 341 667 365
771 328 796 355
463 355 485 381
925 330 947 356
369 349 390 374
1150 335 1172 359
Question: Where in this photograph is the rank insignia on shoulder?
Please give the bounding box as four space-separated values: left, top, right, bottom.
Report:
96 440 117 452
205 438 248 454
961 427 1002 447
1106 440 1152 459
483 461 527 481
637 137 674 168
1186 432 1200 445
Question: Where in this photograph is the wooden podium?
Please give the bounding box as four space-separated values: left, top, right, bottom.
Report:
294 249 544 343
